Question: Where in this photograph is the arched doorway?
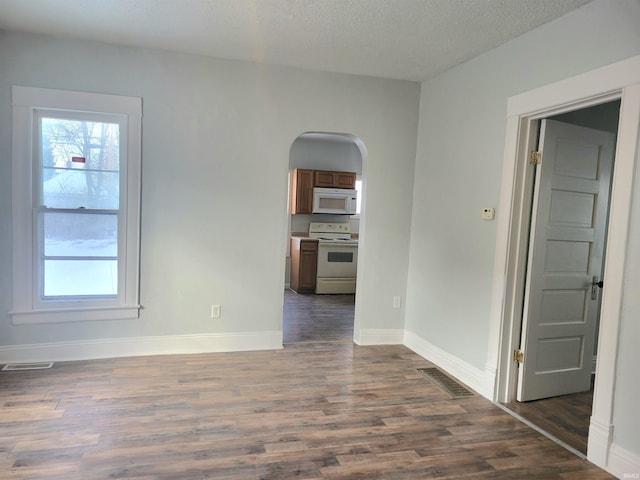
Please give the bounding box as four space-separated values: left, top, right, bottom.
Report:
283 132 366 343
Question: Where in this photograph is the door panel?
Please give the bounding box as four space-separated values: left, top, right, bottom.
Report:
517 119 615 401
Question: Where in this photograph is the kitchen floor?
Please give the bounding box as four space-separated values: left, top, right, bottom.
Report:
283 289 354 343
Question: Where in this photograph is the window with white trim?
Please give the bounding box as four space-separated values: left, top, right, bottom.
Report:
11 86 142 324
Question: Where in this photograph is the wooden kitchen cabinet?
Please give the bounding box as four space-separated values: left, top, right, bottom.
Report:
314 170 356 189
290 237 318 293
290 169 314 214
290 168 357 214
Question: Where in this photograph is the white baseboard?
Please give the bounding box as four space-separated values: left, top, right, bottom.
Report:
607 444 640 479
0 331 283 364
403 330 494 400
484 362 497 398
357 329 404 345
588 417 613 468
587 415 640 478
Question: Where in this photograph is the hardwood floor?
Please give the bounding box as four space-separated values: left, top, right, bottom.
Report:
504 385 594 455
0 343 613 479
283 290 354 343
285 289 594 455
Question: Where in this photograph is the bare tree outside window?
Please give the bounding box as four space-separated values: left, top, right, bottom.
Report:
42 118 119 210
40 116 120 297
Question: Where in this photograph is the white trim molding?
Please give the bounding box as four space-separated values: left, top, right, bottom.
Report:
357 329 404 345
404 330 494 400
0 332 283 364
11 86 142 324
588 417 614 467
608 444 640 480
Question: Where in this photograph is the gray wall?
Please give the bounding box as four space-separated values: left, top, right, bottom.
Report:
405 0 640 456
0 30 419 347
552 100 621 133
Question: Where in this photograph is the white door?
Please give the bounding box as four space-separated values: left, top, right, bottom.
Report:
517 119 615 402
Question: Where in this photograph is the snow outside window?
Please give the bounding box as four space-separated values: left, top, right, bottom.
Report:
10 86 142 324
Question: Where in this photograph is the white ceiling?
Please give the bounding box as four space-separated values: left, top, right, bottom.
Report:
0 0 592 82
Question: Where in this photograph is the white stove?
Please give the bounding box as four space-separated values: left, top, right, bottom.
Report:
308 222 358 244
308 222 358 294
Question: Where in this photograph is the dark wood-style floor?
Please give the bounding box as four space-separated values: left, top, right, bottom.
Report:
284 290 595 458
0 343 613 479
283 290 354 343
504 386 593 455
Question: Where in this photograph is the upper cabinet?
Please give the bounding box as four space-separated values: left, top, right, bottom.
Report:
290 169 314 214
314 170 356 189
290 168 357 214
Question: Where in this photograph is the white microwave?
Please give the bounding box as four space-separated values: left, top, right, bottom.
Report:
312 187 357 215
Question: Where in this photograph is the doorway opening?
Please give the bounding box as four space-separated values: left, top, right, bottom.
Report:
491 58 640 473
500 100 621 456
283 132 365 344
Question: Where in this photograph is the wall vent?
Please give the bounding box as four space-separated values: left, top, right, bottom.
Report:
418 367 475 399
2 362 54 371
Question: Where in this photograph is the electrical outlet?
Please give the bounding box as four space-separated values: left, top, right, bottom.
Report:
393 296 401 308
481 207 495 220
210 304 221 318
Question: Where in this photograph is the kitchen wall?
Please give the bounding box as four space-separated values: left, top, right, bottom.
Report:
290 214 359 237
0 30 419 354
405 0 640 465
290 134 362 174
289 134 363 235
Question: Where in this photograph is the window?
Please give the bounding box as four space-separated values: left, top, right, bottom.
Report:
11 86 142 324
355 178 363 216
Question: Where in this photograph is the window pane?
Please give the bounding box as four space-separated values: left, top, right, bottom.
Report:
41 117 119 209
355 179 362 214
327 252 354 263
44 260 117 297
43 212 117 257
43 168 120 209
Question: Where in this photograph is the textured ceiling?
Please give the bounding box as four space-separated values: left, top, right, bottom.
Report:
0 0 592 81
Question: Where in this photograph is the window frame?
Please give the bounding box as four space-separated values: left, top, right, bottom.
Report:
11 86 142 324
351 177 363 218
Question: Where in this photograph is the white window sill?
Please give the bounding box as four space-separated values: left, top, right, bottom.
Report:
9 305 141 325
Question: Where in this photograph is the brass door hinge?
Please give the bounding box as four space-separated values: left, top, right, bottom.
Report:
513 349 524 364
530 151 542 165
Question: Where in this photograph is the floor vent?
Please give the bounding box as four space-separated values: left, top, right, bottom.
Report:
2 362 54 371
418 367 475 399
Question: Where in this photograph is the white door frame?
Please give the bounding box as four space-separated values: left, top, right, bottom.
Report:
489 55 640 470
